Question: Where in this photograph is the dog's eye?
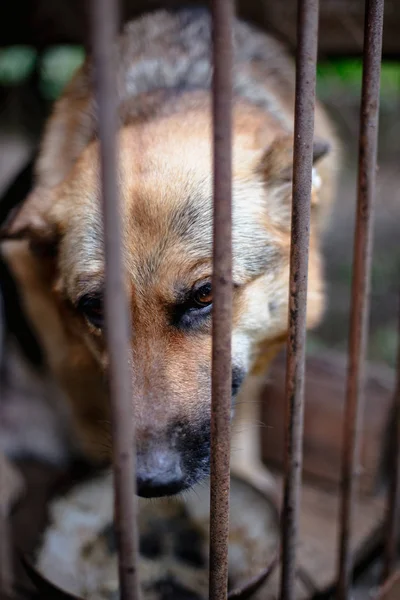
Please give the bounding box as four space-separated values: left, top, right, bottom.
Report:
190 282 212 310
170 281 213 329
77 293 104 329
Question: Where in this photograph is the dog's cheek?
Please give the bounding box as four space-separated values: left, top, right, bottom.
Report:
231 364 246 397
232 331 253 373
52 279 108 366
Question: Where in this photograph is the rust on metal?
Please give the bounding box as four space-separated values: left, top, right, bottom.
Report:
0 411 14 595
336 1 384 599
90 1 140 599
0 296 10 596
279 1 320 599
376 570 400 600
382 291 400 582
208 0 234 599
0 511 12 596
0 423 11 595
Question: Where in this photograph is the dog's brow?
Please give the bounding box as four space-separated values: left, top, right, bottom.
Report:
169 191 212 242
71 273 104 302
172 285 193 305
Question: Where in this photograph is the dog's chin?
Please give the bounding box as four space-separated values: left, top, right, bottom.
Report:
137 483 188 499
135 460 211 499
136 473 208 499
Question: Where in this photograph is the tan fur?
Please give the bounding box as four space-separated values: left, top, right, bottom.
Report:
1 9 340 492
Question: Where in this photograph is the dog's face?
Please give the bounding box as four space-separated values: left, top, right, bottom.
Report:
3 103 328 497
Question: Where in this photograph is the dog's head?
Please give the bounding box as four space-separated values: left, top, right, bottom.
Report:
1 100 330 497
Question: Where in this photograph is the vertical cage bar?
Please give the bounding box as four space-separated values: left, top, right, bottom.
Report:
90 1 140 599
382 291 400 582
209 0 234 599
336 1 384 599
280 2 320 599
0 302 13 597
0 492 12 596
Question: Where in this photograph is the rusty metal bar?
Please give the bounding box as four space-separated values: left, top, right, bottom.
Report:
0 375 14 596
209 0 234 598
0 504 12 596
90 1 140 599
336 1 384 599
382 291 400 582
0 297 7 596
279 2 320 599
377 570 400 600
0 312 12 596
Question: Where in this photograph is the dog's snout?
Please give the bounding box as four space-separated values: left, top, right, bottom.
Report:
136 448 184 498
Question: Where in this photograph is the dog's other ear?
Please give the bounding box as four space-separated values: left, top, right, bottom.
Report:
259 134 331 229
0 187 59 247
260 135 330 184
312 138 331 166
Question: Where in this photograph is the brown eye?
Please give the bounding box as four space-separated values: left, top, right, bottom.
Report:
171 281 213 329
192 282 212 308
77 293 104 329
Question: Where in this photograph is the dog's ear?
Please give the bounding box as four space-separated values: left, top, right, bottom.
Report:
259 134 330 229
260 134 330 184
312 138 331 166
0 186 60 248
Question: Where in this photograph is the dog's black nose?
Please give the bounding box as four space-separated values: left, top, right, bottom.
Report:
136 450 184 498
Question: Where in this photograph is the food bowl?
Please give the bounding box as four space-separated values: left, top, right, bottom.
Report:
32 471 280 599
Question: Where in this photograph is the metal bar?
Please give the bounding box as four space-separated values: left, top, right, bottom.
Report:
382 291 400 581
0 298 11 597
336 1 384 598
209 0 234 598
377 570 400 600
281 0 319 600
0 333 13 597
0 503 12 596
279 2 320 599
90 1 140 599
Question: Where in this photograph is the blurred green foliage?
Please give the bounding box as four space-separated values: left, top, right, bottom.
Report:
0 45 85 99
317 59 400 94
40 46 85 99
0 44 399 101
0 45 37 84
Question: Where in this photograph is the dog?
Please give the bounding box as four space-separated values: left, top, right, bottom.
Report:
0 8 340 499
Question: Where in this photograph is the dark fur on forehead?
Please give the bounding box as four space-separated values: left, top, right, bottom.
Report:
119 9 295 128
64 193 281 297
238 243 281 278
168 190 210 244
36 8 298 189
169 181 282 275
138 192 280 285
